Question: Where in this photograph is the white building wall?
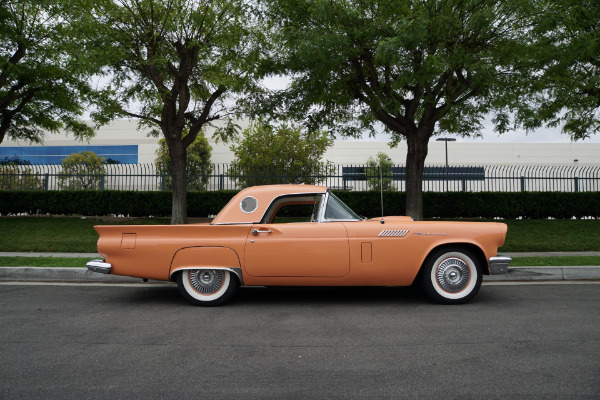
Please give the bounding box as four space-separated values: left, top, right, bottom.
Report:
2 119 599 165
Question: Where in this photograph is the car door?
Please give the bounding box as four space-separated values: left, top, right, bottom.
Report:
244 222 350 277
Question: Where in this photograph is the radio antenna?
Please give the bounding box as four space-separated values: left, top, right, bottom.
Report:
380 162 385 224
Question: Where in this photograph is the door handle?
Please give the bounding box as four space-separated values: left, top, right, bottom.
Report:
252 229 272 235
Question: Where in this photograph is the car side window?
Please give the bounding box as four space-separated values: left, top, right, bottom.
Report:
262 194 322 224
271 203 315 223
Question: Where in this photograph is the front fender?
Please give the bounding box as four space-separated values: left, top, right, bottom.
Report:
169 247 244 285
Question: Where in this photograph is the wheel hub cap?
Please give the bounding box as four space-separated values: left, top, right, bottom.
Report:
189 270 224 294
436 258 470 292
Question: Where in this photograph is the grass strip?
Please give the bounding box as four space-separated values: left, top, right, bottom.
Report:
1 256 599 269
510 256 600 267
0 257 95 268
0 216 599 253
500 219 600 252
0 216 168 252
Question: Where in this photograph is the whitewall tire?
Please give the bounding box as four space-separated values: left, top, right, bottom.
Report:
421 248 483 304
176 269 239 306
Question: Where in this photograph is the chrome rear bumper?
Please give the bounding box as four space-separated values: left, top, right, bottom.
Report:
86 259 112 274
488 256 512 275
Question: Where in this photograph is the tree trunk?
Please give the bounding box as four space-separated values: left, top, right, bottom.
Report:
405 134 429 221
169 141 188 225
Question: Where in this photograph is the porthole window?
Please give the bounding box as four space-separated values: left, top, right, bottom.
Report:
240 196 258 213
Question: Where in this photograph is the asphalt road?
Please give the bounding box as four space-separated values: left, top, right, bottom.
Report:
1 282 599 400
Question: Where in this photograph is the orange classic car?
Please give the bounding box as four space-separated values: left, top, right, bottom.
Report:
87 184 511 306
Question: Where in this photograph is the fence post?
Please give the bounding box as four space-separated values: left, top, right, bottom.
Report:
160 175 166 191
219 174 224 191
574 177 579 192
100 175 105 190
44 173 49 190
520 176 525 192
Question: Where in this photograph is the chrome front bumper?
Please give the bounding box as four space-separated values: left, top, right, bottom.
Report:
86 259 112 274
488 256 512 275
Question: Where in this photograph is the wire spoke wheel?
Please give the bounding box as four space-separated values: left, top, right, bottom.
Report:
435 257 471 293
189 269 225 295
176 269 239 306
421 248 482 304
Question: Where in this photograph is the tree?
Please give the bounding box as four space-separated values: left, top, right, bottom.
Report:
365 152 394 191
155 133 212 191
260 0 534 220
73 0 261 223
229 121 334 188
516 0 600 139
0 0 94 144
58 151 106 190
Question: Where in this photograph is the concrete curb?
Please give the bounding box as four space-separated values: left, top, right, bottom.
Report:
0 266 599 284
0 267 162 283
483 266 600 281
503 252 600 257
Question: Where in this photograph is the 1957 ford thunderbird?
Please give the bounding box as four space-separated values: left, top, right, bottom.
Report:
87 184 511 306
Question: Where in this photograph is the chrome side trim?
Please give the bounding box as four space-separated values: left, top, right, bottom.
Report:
170 267 244 286
488 256 512 275
211 222 256 225
86 259 112 274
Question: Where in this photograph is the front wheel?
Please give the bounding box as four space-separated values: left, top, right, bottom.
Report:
176 269 239 306
420 248 482 305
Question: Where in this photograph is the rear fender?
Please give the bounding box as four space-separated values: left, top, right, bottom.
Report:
169 247 244 285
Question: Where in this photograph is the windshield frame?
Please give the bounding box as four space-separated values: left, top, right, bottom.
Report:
315 190 362 222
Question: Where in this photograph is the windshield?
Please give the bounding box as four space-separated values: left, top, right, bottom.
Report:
324 192 361 221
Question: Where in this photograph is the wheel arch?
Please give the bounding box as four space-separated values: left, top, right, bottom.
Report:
169 246 244 285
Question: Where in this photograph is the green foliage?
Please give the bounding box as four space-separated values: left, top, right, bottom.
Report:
365 152 395 191
228 121 335 188
1 190 598 220
515 0 600 140
0 190 236 218
0 0 95 144
258 0 537 220
259 0 534 139
155 135 212 191
70 0 264 223
333 191 600 220
511 256 600 266
75 0 262 131
58 151 106 190
0 166 43 190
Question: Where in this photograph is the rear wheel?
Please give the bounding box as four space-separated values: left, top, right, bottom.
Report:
176 269 239 306
421 248 482 304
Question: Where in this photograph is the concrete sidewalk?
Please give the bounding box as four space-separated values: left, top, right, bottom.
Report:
0 252 101 258
3 251 600 258
0 266 598 283
0 250 599 283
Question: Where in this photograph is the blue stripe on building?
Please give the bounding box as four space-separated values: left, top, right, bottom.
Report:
0 145 139 164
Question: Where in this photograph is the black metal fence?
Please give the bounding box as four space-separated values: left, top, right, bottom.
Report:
1 163 598 192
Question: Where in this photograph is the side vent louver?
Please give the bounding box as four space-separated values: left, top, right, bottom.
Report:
378 230 409 237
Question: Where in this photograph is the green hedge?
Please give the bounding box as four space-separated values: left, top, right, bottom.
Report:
0 190 236 218
336 191 600 219
1 190 598 219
